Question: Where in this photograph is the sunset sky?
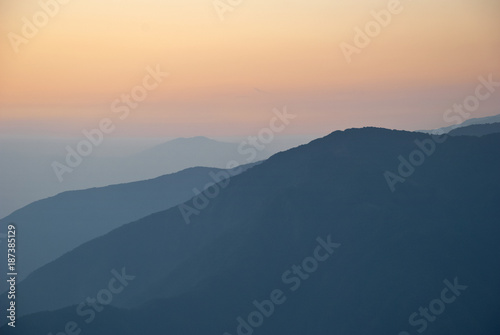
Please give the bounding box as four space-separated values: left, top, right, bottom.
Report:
1 0 499 137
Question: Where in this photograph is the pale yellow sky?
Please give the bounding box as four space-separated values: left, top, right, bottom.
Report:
0 0 499 136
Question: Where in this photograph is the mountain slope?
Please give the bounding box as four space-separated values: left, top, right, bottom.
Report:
448 122 500 137
0 164 254 287
418 113 500 134
0 136 268 219
4 128 500 334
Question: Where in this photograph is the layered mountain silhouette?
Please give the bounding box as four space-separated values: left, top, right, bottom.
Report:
0 164 255 290
133 136 265 165
419 113 500 134
448 122 500 137
3 128 500 334
0 136 274 218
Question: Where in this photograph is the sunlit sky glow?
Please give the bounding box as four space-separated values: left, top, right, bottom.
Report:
1 0 499 137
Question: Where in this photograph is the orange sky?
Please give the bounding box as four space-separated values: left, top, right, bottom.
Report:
1 0 499 137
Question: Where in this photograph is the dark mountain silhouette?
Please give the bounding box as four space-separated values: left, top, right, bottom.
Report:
448 122 500 137
3 128 500 334
0 164 255 290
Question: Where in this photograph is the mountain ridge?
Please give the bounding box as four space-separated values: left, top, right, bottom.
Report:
0 163 257 290
3 127 500 334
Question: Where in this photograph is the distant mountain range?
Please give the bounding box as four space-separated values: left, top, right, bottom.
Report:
3 128 499 334
448 122 500 137
0 136 283 218
0 164 256 291
418 113 500 134
129 136 269 176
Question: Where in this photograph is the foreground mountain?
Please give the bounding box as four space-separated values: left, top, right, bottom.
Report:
0 164 255 289
448 122 500 137
4 128 500 334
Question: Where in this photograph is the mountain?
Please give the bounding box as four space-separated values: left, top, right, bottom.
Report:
0 136 271 218
0 164 255 289
128 136 271 176
135 136 237 157
448 122 500 137
3 128 500 334
418 113 500 134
